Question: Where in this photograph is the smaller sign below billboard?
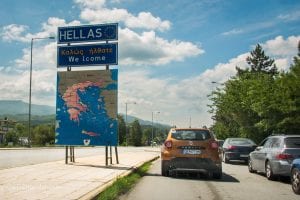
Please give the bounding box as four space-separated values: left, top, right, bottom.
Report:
57 43 118 67
58 23 118 44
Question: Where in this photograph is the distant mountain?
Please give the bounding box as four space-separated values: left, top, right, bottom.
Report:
120 114 171 128
0 100 55 116
0 100 171 128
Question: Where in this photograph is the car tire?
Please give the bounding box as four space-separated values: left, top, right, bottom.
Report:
213 171 222 179
161 160 169 177
291 168 300 194
223 153 229 163
265 161 275 180
248 158 256 173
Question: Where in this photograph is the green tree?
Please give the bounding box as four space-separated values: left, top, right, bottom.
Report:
15 123 26 137
142 128 152 146
5 130 19 145
275 41 300 133
117 114 126 145
129 119 142 146
237 44 278 76
32 124 55 145
209 44 281 143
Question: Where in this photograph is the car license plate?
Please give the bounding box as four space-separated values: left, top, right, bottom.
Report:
182 149 201 155
240 154 248 158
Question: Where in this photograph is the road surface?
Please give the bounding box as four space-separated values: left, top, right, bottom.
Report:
119 160 299 200
0 146 156 169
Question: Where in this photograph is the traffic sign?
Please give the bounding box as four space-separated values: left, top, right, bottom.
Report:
58 23 118 44
57 43 118 67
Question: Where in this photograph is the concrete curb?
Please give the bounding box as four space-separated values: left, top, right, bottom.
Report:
78 156 160 200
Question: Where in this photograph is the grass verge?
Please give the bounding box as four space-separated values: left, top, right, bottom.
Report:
94 161 153 200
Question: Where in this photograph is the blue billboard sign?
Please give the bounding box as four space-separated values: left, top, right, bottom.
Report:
58 23 118 44
57 43 118 67
56 69 118 146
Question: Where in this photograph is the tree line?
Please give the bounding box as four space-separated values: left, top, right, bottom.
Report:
117 114 169 146
2 115 169 147
209 42 300 144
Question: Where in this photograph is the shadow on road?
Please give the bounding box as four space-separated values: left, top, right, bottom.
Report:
225 160 248 165
144 171 240 182
69 163 132 170
253 172 291 184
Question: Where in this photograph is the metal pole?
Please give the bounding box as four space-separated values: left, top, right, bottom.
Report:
151 111 153 147
105 146 108 166
28 38 33 147
125 103 128 145
28 36 55 148
65 146 68 164
115 146 119 164
110 145 112 164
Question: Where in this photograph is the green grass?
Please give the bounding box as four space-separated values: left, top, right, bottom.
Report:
95 161 153 200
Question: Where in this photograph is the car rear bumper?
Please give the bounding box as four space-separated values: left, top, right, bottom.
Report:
271 160 292 176
164 157 222 174
225 152 249 161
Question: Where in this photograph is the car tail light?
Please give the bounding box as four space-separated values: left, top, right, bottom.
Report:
275 153 293 160
211 141 219 149
228 145 237 150
164 140 172 149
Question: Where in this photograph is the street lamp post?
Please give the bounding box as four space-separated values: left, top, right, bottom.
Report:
28 36 55 147
125 102 136 145
151 111 160 146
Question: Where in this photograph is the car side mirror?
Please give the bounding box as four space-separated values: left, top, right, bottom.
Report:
255 146 262 151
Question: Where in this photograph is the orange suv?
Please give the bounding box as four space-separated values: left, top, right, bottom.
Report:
161 128 222 179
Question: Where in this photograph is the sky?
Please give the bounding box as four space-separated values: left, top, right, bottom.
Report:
0 0 299 128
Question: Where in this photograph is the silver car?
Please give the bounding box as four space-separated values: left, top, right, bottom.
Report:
248 135 300 180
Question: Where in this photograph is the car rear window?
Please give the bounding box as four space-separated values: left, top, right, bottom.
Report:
229 138 256 145
284 137 300 148
171 130 211 141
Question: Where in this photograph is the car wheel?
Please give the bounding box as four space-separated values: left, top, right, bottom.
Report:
291 168 300 194
223 153 229 163
161 160 169 177
265 161 275 180
248 158 256 173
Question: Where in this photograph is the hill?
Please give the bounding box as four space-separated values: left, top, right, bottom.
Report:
0 100 171 128
0 100 55 116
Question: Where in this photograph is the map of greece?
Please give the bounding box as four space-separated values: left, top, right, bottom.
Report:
55 69 118 146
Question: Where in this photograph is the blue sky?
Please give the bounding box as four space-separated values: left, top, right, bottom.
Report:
0 0 299 127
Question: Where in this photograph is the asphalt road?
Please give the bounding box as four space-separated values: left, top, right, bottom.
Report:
0 146 156 169
119 160 299 200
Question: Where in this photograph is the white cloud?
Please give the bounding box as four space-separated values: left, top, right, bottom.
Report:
74 0 106 9
1 18 81 43
262 35 300 57
262 35 300 71
14 42 56 72
201 53 249 82
1 24 29 42
221 28 243 36
119 28 203 65
125 12 171 32
278 11 300 21
0 68 56 105
76 0 171 32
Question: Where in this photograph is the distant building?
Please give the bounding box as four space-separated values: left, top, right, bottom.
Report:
0 117 16 144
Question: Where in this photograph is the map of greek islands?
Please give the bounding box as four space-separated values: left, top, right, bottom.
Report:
55 69 118 146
